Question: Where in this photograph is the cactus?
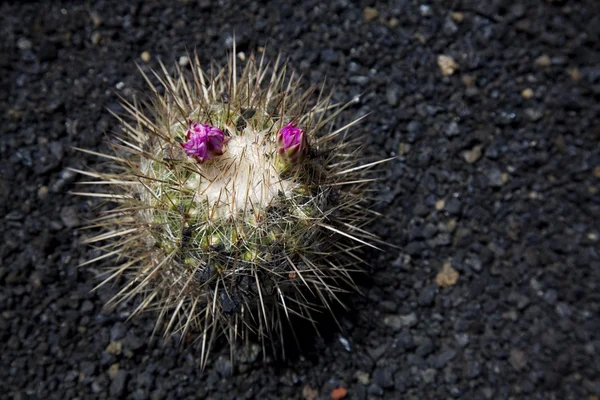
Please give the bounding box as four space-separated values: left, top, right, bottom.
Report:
73 49 387 368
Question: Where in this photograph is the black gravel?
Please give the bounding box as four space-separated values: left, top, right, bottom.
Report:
2 1 600 399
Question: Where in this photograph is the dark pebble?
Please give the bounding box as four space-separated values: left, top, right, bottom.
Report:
397 331 415 350
435 349 457 368
445 198 462 215
413 203 429 217
367 383 384 396
372 367 395 389
110 323 127 341
445 121 460 137
416 337 434 357
418 285 437 307
465 361 481 378
485 167 504 187
321 48 339 64
110 370 129 398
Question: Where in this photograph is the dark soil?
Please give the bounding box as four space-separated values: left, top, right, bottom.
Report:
2 1 600 399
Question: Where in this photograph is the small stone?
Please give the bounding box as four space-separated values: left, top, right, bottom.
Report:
437 55 459 76
503 310 518 321
445 198 462 215
17 37 32 50
567 67 581 81
383 315 402 331
179 55 190 67
521 88 534 99
525 108 544 121
89 11 103 27
466 361 481 378
302 385 318 400
80 300 94 313
423 223 438 238
388 18 399 28
436 261 459 287
397 331 415 350
367 384 384 396
386 86 399 106
80 361 97 377
556 302 571 318
91 380 104 394
110 322 127 340
108 363 120 379
462 145 483 164
379 300 397 313
417 337 434 356
418 285 437 307
436 349 457 368
60 206 80 228
435 199 445 210
428 233 451 247
363 7 379 22
321 48 338 64
400 313 418 327
91 32 102 46
419 4 432 17
110 370 129 397
510 4 526 17
354 370 370 385
444 218 458 233
443 18 458 35
330 387 348 400
37 185 49 199
486 167 504 187
398 142 411 155
106 341 123 355
509 349 526 371
372 368 394 389
350 76 369 85
383 313 417 330
51 168 77 193
421 368 437 384
450 12 464 22
215 356 232 378
508 292 530 309
413 203 429 216
535 54 551 68
367 344 388 361
406 120 423 143
465 253 482 272
445 121 460 137
404 241 424 255
461 74 475 87
141 51 151 62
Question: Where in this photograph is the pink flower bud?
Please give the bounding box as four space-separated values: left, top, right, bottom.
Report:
277 122 306 163
180 122 228 162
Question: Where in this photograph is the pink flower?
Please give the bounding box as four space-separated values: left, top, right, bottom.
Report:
277 122 306 162
180 122 227 162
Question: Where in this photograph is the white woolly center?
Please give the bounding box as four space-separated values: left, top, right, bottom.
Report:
186 127 297 219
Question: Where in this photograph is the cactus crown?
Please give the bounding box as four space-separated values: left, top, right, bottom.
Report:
73 49 386 368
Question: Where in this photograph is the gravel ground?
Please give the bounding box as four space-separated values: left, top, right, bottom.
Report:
2 1 600 399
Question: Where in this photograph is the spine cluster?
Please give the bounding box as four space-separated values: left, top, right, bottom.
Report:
74 50 385 368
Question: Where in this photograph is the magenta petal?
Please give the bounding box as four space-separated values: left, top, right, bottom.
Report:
277 122 306 164
181 121 226 162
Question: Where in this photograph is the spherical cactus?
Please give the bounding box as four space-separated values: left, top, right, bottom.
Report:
74 49 386 368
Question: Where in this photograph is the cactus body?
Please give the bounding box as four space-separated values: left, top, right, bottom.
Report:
75 51 383 367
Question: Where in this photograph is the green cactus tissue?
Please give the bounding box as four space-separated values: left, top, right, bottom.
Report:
73 50 386 367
